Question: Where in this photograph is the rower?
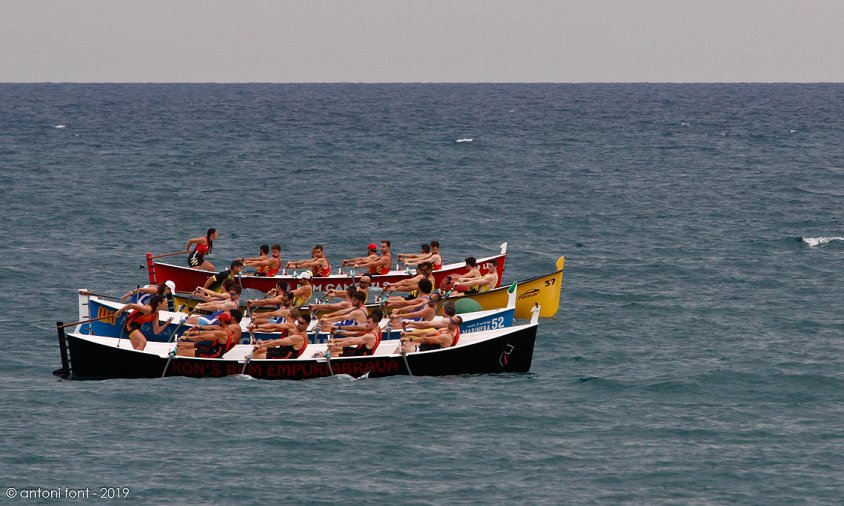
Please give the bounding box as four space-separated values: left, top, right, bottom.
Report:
344 240 392 275
114 294 174 350
286 244 331 278
120 280 176 305
399 241 442 270
176 309 243 357
342 243 379 270
452 259 498 294
251 313 311 359
326 310 383 357
202 260 244 293
240 244 282 276
400 315 462 353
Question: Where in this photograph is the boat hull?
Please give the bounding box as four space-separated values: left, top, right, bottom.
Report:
445 256 564 318
146 243 507 293
63 323 537 380
80 292 515 344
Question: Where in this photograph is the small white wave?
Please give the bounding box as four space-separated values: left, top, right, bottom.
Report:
54 124 66 129
456 138 473 143
681 122 690 126
333 372 369 381
802 236 844 247
790 129 797 133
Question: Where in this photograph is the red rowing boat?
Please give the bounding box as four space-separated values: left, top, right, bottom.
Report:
146 242 508 293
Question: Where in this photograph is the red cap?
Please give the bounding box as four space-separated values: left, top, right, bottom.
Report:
368 243 377 251
217 312 232 323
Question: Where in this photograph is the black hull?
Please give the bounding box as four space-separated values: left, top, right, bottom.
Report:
64 325 537 381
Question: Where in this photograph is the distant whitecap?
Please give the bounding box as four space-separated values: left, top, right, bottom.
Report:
790 129 797 133
456 138 474 143
54 124 66 129
802 236 844 247
681 122 690 126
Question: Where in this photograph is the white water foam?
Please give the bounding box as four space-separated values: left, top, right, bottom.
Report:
54 124 66 129
802 236 844 247
456 138 473 143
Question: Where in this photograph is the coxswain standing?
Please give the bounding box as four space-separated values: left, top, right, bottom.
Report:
186 228 218 271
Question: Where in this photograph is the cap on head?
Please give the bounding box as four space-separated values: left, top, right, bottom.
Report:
297 270 313 280
164 280 176 292
217 312 232 323
368 243 377 251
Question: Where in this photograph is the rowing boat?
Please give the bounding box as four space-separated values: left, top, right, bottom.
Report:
77 283 518 344
146 243 508 293
54 309 540 380
441 256 564 318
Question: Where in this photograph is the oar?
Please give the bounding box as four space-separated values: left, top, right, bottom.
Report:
168 306 199 343
133 264 144 297
322 323 335 377
161 336 180 378
241 327 257 375
151 250 189 260
59 314 120 328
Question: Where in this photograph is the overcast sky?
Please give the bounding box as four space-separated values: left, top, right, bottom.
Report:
2 0 842 82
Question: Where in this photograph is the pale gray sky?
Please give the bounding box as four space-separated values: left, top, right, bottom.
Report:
2 0 842 82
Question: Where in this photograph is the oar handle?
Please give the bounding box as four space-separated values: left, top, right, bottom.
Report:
151 250 189 259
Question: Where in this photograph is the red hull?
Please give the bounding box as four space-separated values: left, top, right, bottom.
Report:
146 244 507 294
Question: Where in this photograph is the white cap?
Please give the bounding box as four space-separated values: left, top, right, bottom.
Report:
297 271 313 280
164 280 176 293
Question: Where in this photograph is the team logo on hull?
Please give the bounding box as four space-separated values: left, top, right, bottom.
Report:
97 306 116 325
517 288 540 300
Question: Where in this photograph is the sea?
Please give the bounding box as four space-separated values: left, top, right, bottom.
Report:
2 83 843 504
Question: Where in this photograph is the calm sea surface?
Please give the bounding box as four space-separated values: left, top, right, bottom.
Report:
2 83 843 504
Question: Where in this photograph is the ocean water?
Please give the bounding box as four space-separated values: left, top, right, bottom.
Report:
2 83 844 504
